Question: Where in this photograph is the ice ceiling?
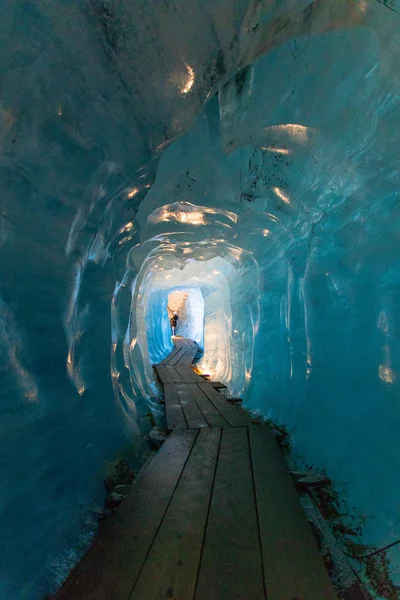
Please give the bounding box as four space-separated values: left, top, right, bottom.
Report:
1 0 400 597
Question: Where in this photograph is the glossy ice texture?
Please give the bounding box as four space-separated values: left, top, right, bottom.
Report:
1 0 400 597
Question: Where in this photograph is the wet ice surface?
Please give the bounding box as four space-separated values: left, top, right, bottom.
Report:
1 0 400 597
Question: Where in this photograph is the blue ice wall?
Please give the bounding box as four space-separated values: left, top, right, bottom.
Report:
144 290 174 365
1 0 400 597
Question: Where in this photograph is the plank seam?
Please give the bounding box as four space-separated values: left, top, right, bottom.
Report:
165 384 188 430
192 427 223 599
176 384 208 429
175 384 189 428
168 348 185 365
191 387 212 427
127 430 200 600
247 426 267 600
191 385 223 428
198 383 247 427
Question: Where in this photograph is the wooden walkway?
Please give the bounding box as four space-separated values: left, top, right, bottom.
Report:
155 336 249 430
55 337 338 600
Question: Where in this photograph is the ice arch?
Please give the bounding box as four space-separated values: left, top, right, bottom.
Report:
121 229 260 413
1 0 400 598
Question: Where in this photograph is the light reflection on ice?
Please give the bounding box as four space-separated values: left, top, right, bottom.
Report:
181 64 195 94
272 186 291 205
261 146 290 155
379 365 396 384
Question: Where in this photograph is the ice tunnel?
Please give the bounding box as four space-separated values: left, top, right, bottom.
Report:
1 0 400 598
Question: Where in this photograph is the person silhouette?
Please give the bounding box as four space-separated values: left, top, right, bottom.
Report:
170 312 179 335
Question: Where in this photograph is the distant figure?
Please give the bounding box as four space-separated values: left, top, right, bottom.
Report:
170 312 179 336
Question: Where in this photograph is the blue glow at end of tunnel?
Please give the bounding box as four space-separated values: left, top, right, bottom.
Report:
146 286 204 365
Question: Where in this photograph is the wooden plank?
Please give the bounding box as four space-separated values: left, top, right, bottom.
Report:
161 346 181 364
164 384 188 430
166 365 186 382
198 383 249 427
176 350 197 366
185 352 198 365
161 338 194 364
130 428 221 600
173 349 188 364
154 364 174 384
176 383 209 429
167 348 186 366
195 427 265 600
55 429 198 600
176 347 194 360
248 425 338 600
162 350 181 365
175 365 205 383
189 384 230 428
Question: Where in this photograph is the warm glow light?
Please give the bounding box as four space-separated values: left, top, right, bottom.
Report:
128 187 140 198
66 349 85 396
306 356 312 380
181 64 195 94
264 212 280 223
118 235 133 246
379 365 395 384
205 207 238 223
265 124 314 144
148 202 237 227
261 146 290 155
120 221 134 233
196 360 214 378
272 186 290 204
156 208 206 226
227 247 244 261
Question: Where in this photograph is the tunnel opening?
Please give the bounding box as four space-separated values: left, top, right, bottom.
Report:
166 287 205 345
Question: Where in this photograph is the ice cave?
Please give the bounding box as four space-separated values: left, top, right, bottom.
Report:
1 1 400 598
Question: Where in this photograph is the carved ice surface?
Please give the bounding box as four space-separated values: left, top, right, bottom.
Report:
1 0 400 597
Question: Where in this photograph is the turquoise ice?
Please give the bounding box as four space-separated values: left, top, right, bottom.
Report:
0 1 399 597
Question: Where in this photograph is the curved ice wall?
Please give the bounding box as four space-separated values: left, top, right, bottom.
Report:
1 0 400 597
